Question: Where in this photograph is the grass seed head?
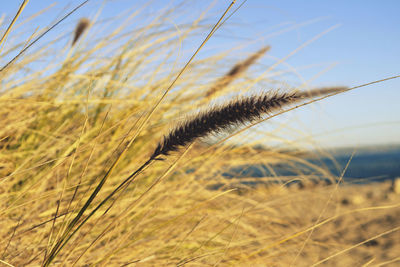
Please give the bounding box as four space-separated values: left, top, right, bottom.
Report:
72 18 90 46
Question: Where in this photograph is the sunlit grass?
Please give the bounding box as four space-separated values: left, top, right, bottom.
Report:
0 2 399 266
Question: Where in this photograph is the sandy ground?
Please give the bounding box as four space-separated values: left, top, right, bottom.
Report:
276 179 400 266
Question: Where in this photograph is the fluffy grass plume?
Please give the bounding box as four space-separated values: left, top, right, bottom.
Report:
153 86 348 159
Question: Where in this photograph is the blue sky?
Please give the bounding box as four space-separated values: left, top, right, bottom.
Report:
2 0 399 148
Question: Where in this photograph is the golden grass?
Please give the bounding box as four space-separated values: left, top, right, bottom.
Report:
0 2 399 266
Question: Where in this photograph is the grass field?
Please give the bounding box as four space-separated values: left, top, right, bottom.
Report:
0 2 399 266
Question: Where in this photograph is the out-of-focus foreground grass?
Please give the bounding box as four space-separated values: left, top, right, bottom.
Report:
0 3 399 266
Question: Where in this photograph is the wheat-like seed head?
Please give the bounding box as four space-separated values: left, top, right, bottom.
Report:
152 91 298 159
152 86 347 160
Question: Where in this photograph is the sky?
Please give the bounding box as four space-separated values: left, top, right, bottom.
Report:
1 0 399 149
